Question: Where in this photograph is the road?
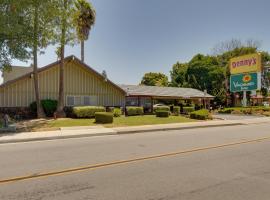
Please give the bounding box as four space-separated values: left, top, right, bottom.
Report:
213 113 264 120
1 123 270 200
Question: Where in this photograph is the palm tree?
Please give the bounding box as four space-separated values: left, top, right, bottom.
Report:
73 0 96 62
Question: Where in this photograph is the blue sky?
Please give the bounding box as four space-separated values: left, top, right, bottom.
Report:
4 0 270 84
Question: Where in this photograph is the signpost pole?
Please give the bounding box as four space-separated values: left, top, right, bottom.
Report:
243 91 247 107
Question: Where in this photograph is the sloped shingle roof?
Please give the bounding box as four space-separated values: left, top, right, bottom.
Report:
119 84 214 99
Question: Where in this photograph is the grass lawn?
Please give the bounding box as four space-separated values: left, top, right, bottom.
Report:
46 115 196 129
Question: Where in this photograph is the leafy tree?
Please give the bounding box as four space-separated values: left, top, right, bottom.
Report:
1 0 58 118
55 0 76 117
73 0 96 62
141 72 168 86
186 54 220 91
170 62 188 87
0 0 31 70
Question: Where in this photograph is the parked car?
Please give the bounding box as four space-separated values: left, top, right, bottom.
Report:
153 104 166 108
262 102 269 107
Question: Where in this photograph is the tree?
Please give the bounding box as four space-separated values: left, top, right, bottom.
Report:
55 0 76 117
73 0 96 62
170 62 188 87
0 0 57 118
212 38 261 55
29 0 58 118
0 0 31 71
141 72 169 86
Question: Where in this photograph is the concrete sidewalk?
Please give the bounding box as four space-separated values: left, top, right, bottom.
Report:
0 117 269 144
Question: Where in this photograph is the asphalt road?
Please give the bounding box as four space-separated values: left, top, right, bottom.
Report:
1 123 270 200
213 113 264 120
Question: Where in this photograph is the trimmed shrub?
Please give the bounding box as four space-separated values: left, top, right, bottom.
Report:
183 107 195 114
126 106 144 116
218 108 234 114
190 109 210 120
95 112 113 124
173 106 180 116
113 108 122 117
153 106 170 113
73 106 106 118
29 99 58 117
156 110 169 118
42 99 58 117
195 104 202 110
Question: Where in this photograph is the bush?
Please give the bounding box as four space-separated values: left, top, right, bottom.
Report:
153 105 170 113
113 108 122 117
190 109 210 120
218 108 234 114
156 110 169 118
173 106 180 116
195 104 202 110
29 99 58 117
240 108 253 115
95 112 113 124
126 106 144 116
73 106 106 118
183 107 195 114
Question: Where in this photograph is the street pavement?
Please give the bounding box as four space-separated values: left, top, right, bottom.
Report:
213 113 264 120
1 123 270 199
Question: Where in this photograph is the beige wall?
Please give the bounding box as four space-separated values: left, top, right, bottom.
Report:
0 60 125 107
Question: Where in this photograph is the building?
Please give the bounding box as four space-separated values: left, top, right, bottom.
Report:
0 55 214 116
119 84 214 112
0 56 126 113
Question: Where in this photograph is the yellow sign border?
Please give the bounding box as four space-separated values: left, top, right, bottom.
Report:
229 53 261 75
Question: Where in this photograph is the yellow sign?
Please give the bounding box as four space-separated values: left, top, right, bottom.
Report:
229 53 261 74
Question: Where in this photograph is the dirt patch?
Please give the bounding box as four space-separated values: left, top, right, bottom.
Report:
15 119 59 132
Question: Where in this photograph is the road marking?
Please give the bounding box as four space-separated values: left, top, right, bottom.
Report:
1 136 270 185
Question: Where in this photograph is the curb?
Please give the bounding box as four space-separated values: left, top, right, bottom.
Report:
115 123 243 135
0 122 244 145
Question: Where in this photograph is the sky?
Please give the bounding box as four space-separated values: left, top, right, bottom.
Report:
3 0 270 84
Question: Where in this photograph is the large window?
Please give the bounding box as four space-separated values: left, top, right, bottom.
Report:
66 95 97 106
126 97 138 106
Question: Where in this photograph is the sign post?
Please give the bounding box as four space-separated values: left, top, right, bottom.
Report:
229 53 262 107
242 91 247 107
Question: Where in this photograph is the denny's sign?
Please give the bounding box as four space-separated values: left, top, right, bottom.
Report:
229 53 261 74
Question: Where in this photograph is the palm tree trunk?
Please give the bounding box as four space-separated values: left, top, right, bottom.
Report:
56 0 67 118
33 2 45 118
81 40 84 62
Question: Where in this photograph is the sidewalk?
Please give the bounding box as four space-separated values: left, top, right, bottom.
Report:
0 117 269 144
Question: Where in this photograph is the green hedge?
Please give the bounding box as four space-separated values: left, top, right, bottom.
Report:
30 99 58 117
218 108 234 114
173 106 180 116
95 112 113 124
126 106 144 116
113 108 122 117
153 106 170 113
73 106 106 118
156 110 169 118
183 106 195 114
190 109 210 120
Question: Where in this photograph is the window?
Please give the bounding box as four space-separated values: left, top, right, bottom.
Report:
66 95 97 106
67 96 75 106
126 97 138 106
83 96 90 105
74 96 81 105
